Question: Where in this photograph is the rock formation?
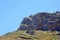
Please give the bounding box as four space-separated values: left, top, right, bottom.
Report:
18 11 60 31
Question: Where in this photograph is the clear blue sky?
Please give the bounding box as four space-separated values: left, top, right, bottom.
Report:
0 0 60 35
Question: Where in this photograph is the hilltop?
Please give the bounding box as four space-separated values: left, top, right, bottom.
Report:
18 11 60 34
0 11 60 40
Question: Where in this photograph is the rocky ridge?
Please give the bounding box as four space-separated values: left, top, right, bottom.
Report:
18 11 60 32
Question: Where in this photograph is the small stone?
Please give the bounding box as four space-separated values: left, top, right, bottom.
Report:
26 30 34 35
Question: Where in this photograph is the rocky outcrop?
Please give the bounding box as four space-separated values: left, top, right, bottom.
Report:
18 11 60 31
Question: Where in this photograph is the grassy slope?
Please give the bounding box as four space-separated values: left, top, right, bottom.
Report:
0 30 60 40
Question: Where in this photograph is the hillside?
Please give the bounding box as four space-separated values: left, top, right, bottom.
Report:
0 11 60 40
0 30 60 40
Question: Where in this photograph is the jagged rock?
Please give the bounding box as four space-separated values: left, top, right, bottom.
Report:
18 11 60 32
18 24 27 30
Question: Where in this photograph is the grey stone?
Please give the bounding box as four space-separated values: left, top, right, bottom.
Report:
26 30 34 35
18 11 60 32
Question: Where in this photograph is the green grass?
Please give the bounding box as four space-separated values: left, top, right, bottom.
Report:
0 30 60 40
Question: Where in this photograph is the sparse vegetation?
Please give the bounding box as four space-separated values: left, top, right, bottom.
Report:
0 30 60 40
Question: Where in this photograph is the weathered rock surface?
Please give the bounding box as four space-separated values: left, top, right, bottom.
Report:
18 11 60 31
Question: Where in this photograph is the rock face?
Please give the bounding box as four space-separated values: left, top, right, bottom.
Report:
18 11 60 31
